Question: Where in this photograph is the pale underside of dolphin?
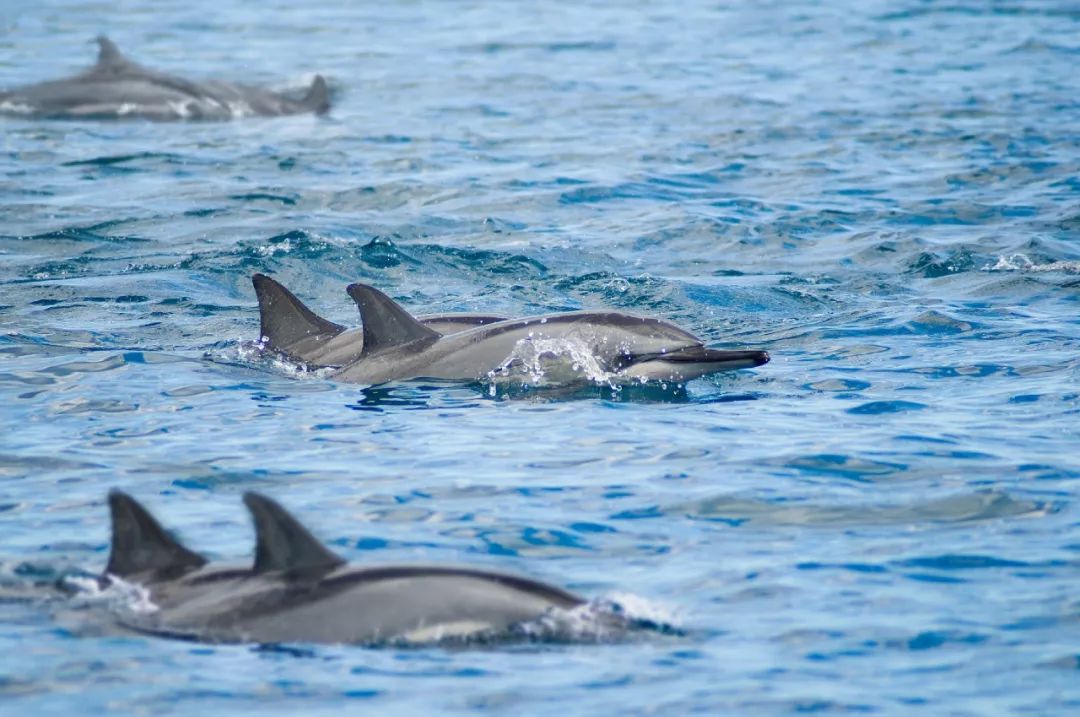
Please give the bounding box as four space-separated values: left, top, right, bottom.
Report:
251 273 770 385
104 491 584 645
0 37 329 120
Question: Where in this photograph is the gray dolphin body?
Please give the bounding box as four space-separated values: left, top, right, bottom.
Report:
0 37 329 120
104 491 584 645
252 274 769 384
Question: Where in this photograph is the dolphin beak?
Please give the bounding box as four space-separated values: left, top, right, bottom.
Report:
660 347 770 369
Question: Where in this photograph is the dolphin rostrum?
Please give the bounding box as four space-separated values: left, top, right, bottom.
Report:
251 274 770 385
104 491 586 645
253 273 508 368
0 37 329 120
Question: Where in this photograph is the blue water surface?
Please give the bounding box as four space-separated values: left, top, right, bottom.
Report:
1 0 1079 714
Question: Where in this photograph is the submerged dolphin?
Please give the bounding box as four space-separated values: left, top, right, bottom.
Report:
251 274 770 384
103 491 585 645
0 37 329 120
253 273 507 368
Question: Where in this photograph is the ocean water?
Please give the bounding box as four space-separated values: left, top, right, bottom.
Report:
1 0 1079 714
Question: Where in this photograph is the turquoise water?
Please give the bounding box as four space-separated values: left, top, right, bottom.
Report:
2 0 1079 713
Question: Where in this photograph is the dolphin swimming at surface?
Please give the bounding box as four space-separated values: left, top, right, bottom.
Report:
251 273 770 385
102 491 588 645
0 37 329 120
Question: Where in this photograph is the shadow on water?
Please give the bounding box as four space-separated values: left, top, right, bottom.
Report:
482 380 696 404
345 385 443 412
344 379 766 410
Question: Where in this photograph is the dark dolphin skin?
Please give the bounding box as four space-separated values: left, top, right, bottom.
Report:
252 273 770 384
103 491 585 645
0 37 329 120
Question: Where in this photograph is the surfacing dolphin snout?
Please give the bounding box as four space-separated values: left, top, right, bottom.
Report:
103 491 593 645
0 37 329 120
251 273 770 385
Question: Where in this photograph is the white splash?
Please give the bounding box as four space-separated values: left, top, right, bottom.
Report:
600 590 685 628
63 574 159 615
167 100 193 119
225 101 255 120
0 99 35 115
231 338 334 380
511 592 684 643
256 236 293 256
984 253 1080 274
486 336 618 388
384 592 682 646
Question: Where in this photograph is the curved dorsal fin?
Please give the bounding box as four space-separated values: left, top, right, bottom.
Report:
243 493 345 575
94 36 128 68
346 283 440 356
252 273 344 352
106 491 207 579
303 75 330 115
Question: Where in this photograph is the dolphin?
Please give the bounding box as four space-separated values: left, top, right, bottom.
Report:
251 274 769 384
253 273 508 368
103 491 586 645
309 281 770 385
0 37 329 120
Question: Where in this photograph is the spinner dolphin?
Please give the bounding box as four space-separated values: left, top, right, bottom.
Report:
103 491 586 645
252 274 770 384
0 37 329 120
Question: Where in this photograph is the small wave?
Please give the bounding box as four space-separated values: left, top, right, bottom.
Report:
238 229 352 261
229 192 298 206
984 254 1080 274
667 490 1055 527
907 248 977 278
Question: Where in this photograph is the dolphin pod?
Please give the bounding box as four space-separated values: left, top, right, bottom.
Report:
252 273 770 384
104 490 588 645
0 37 329 120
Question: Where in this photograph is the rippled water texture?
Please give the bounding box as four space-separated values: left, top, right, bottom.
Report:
1 1 1079 714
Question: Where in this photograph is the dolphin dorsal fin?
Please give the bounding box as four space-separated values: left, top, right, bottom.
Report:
304 75 330 115
93 37 132 71
106 491 207 579
346 283 440 356
96 37 122 64
243 493 345 575
252 274 344 353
